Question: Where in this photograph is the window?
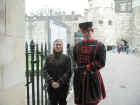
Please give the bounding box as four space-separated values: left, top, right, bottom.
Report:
108 20 112 25
89 4 92 8
99 20 103 24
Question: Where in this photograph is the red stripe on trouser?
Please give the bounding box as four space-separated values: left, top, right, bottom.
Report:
97 72 103 100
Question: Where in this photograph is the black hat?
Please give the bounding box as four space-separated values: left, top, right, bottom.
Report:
79 22 93 32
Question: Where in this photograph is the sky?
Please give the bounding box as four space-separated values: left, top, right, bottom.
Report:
25 0 89 15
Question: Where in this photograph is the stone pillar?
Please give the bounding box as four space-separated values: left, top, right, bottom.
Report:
0 0 5 90
132 7 140 35
131 6 140 50
0 0 25 105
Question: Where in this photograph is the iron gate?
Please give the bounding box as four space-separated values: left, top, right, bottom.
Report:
25 40 48 105
25 40 73 105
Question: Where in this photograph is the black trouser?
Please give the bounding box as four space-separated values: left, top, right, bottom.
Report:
48 86 68 105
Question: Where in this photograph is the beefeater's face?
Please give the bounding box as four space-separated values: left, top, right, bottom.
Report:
80 29 91 40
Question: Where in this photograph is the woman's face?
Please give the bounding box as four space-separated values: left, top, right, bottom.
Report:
53 41 63 53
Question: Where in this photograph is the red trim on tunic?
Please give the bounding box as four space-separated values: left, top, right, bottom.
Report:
98 72 106 99
88 99 100 103
92 62 95 67
86 64 90 71
81 46 93 54
82 38 94 42
94 42 99 59
79 55 89 64
91 43 99 72
76 42 80 63
97 71 104 100
95 61 102 67
91 42 100 72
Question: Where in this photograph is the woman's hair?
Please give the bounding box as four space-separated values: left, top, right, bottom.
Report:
49 39 63 63
53 39 63 46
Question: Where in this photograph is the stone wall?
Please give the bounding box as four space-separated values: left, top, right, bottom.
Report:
0 0 25 105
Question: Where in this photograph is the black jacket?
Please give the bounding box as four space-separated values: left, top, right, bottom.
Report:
42 54 72 88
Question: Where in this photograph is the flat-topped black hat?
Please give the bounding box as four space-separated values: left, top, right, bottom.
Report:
79 22 93 32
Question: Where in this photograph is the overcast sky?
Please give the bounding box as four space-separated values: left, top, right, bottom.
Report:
25 0 89 15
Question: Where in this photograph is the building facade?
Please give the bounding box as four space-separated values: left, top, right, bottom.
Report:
87 0 133 46
129 0 140 50
88 0 116 45
25 11 84 46
25 0 140 50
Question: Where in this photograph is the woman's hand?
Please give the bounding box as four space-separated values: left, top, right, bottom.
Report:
51 82 60 88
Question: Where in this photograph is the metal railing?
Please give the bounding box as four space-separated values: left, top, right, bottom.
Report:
25 40 48 105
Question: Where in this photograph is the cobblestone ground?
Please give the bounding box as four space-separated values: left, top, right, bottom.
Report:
67 52 140 105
